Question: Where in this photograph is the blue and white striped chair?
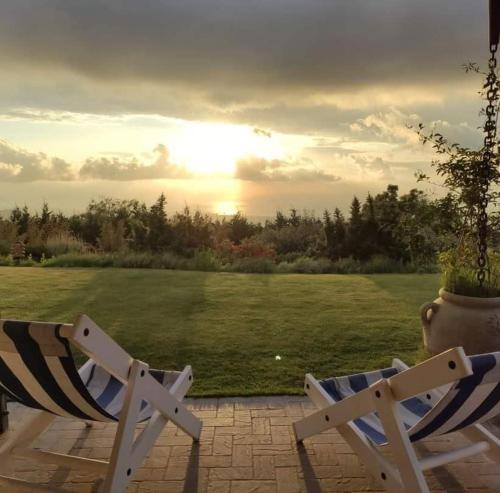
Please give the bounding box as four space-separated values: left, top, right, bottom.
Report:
293 347 500 493
0 315 202 493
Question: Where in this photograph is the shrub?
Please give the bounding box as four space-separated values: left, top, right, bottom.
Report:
277 256 332 274
215 237 275 263
359 255 404 274
0 256 13 266
223 257 276 273
256 220 325 257
34 250 437 274
43 253 115 268
113 252 155 269
191 250 221 272
235 237 275 259
27 229 87 261
0 220 17 256
99 220 128 252
111 251 192 270
155 252 190 270
330 257 362 274
41 250 219 272
276 251 305 263
45 232 88 257
0 255 36 267
18 256 37 267
24 244 49 262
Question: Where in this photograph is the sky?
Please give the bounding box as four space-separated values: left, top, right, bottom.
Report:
0 0 492 217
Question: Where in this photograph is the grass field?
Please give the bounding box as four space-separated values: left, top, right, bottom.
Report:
0 267 439 396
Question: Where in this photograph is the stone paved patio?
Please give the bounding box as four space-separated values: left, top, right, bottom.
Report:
1 396 500 492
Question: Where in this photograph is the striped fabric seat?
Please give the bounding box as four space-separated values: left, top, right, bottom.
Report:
79 360 179 422
320 352 500 446
0 320 178 423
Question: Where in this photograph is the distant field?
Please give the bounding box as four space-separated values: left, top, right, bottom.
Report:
0 267 439 396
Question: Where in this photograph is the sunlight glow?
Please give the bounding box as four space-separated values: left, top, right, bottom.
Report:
215 200 239 216
169 121 284 176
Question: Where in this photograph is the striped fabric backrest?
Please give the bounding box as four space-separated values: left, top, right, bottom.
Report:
408 351 500 441
0 320 116 422
320 352 500 446
321 366 434 445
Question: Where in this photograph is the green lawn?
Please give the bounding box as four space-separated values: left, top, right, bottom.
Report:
0 267 439 396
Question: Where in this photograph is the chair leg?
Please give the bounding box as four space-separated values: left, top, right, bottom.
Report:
0 475 71 492
101 362 200 492
372 380 430 493
461 423 500 464
0 410 55 479
0 411 55 460
300 374 404 492
101 360 146 493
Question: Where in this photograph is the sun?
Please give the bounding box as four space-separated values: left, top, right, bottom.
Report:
169 121 283 176
215 200 239 216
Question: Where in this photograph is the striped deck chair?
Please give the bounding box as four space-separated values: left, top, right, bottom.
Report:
293 347 500 493
0 315 202 493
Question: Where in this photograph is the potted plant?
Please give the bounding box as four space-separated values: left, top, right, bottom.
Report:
416 56 500 355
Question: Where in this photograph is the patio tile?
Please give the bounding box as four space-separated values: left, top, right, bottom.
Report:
1 397 499 492
232 444 252 467
253 456 275 479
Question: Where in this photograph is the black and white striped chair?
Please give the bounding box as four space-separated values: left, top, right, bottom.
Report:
0 315 202 492
293 347 500 493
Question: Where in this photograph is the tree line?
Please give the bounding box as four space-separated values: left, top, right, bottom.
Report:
1 184 486 269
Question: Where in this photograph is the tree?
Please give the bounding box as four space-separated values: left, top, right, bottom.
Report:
348 197 364 259
289 208 300 227
274 211 287 229
99 220 127 252
227 212 256 245
359 194 380 259
147 193 171 251
10 206 30 235
171 207 212 253
372 185 403 259
333 209 347 258
323 210 336 259
39 202 51 226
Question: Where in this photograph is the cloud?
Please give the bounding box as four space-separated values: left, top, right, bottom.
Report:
79 144 190 181
350 108 421 145
353 156 394 181
0 140 192 182
235 156 340 182
0 139 74 181
0 0 487 130
253 128 272 138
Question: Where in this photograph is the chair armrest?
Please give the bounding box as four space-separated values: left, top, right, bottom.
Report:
387 347 471 402
62 314 133 384
294 384 375 441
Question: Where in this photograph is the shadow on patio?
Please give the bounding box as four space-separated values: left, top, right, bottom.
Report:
2 396 499 492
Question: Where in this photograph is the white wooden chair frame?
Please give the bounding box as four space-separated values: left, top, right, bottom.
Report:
0 315 202 493
293 347 500 493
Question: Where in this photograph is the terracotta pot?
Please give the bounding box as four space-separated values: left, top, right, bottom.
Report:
421 288 500 355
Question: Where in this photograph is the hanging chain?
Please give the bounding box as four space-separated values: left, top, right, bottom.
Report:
478 42 499 286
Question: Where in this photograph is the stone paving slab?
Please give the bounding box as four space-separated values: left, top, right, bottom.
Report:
1 396 499 492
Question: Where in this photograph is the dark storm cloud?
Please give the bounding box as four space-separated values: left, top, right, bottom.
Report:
235 156 340 182
0 0 488 117
0 139 74 181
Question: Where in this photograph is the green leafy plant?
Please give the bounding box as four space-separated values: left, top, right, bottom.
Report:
415 63 500 297
439 247 500 297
